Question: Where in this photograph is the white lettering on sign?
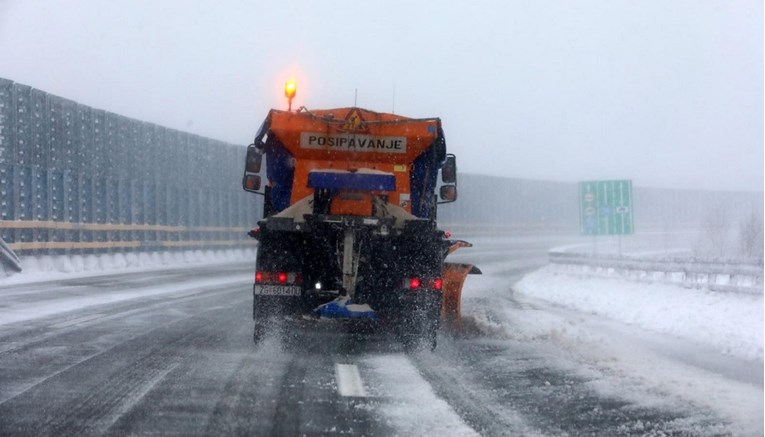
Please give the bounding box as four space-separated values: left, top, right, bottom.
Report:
300 132 407 154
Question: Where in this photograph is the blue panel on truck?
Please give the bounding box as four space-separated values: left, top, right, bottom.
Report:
308 171 396 192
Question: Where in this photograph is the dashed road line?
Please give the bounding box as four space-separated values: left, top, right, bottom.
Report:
335 364 367 397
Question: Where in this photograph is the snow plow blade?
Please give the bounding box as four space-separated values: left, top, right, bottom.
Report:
441 262 482 333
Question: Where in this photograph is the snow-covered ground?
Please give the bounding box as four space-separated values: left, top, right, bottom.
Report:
460 259 764 435
2 240 762 434
516 266 763 363
0 248 256 286
0 249 258 328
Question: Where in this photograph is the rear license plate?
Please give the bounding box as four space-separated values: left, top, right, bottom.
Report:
254 284 302 296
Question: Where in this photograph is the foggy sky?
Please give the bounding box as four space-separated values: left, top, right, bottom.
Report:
0 0 762 192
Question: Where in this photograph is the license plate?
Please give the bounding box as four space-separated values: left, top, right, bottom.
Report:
254 284 302 296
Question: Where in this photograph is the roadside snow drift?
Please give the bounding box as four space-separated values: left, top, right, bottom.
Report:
515 266 764 363
0 249 257 286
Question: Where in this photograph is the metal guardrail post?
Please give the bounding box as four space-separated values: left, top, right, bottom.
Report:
0 235 22 272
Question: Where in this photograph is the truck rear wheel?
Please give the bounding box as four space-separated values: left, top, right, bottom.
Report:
397 299 440 352
253 320 268 344
253 315 279 344
400 322 438 352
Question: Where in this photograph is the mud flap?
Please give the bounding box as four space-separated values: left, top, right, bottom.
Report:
441 262 481 334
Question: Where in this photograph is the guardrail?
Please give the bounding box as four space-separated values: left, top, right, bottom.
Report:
549 250 764 295
1 220 255 253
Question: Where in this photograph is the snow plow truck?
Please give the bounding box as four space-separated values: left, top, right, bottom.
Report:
242 95 479 350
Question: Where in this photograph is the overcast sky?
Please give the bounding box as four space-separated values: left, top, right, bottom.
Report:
0 0 762 192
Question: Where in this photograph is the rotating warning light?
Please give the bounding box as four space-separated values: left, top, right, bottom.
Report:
284 79 297 111
284 79 297 99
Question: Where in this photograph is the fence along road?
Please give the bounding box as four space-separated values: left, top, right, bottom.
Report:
0 78 261 256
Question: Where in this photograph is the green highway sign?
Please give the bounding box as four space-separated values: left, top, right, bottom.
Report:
579 180 634 236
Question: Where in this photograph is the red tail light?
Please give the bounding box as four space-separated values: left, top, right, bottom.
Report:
255 271 301 284
404 277 443 291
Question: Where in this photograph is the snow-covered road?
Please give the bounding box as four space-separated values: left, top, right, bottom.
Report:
467 267 763 435
0 236 761 436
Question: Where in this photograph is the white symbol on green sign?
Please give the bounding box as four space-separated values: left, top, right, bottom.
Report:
578 180 634 236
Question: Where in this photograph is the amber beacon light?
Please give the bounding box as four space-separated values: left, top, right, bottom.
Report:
284 79 297 111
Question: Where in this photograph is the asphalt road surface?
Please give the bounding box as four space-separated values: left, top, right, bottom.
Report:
0 236 740 436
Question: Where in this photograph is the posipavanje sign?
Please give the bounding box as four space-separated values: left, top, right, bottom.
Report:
579 180 634 236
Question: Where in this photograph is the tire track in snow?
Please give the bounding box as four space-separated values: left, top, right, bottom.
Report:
0 287 247 407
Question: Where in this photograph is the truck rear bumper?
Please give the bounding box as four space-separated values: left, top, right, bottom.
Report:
252 286 441 322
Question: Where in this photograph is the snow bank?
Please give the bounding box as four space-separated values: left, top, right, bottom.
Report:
548 246 764 295
515 266 764 362
0 249 257 286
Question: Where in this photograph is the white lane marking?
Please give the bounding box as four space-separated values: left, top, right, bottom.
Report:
50 313 106 329
364 354 481 436
335 363 367 397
